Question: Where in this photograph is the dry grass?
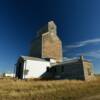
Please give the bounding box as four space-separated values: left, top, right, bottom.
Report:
0 76 100 100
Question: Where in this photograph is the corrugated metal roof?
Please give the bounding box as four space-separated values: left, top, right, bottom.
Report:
52 59 79 66
52 58 91 67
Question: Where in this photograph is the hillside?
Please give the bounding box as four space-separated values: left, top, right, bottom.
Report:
0 76 100 100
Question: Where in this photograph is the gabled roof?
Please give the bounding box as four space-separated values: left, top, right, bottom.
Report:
20 56 47 62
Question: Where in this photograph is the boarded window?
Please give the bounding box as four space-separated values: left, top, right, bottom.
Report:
87 68 91 75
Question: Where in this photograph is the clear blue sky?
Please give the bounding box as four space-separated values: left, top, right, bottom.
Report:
0 0 100 74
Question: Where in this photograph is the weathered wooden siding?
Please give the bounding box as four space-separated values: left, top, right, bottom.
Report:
29 21 63 62
83 61 94 80
42 33 62 62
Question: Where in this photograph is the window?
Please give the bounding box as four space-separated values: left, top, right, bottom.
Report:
54 68 56 73
47 67 50 72
23 69 29 75
61 66 64 72
87 68 91 75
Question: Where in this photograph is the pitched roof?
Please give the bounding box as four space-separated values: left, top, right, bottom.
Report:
52 58 91 67
20 56 47 62
52 59 79 66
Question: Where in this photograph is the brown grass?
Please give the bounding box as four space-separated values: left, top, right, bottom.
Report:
0 76 100 100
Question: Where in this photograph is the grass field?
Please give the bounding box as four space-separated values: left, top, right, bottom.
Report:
0 76 100 100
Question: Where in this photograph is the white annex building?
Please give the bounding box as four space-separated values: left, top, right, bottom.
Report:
16 56 55 79
15 21 94 80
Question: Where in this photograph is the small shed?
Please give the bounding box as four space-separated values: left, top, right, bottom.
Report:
48 56 94 80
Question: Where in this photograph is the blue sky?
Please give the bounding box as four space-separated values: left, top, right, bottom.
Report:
0 0 100 74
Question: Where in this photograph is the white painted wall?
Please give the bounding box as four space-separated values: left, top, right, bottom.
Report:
23 60 50 79
4 73 15 77
50 59 56 64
